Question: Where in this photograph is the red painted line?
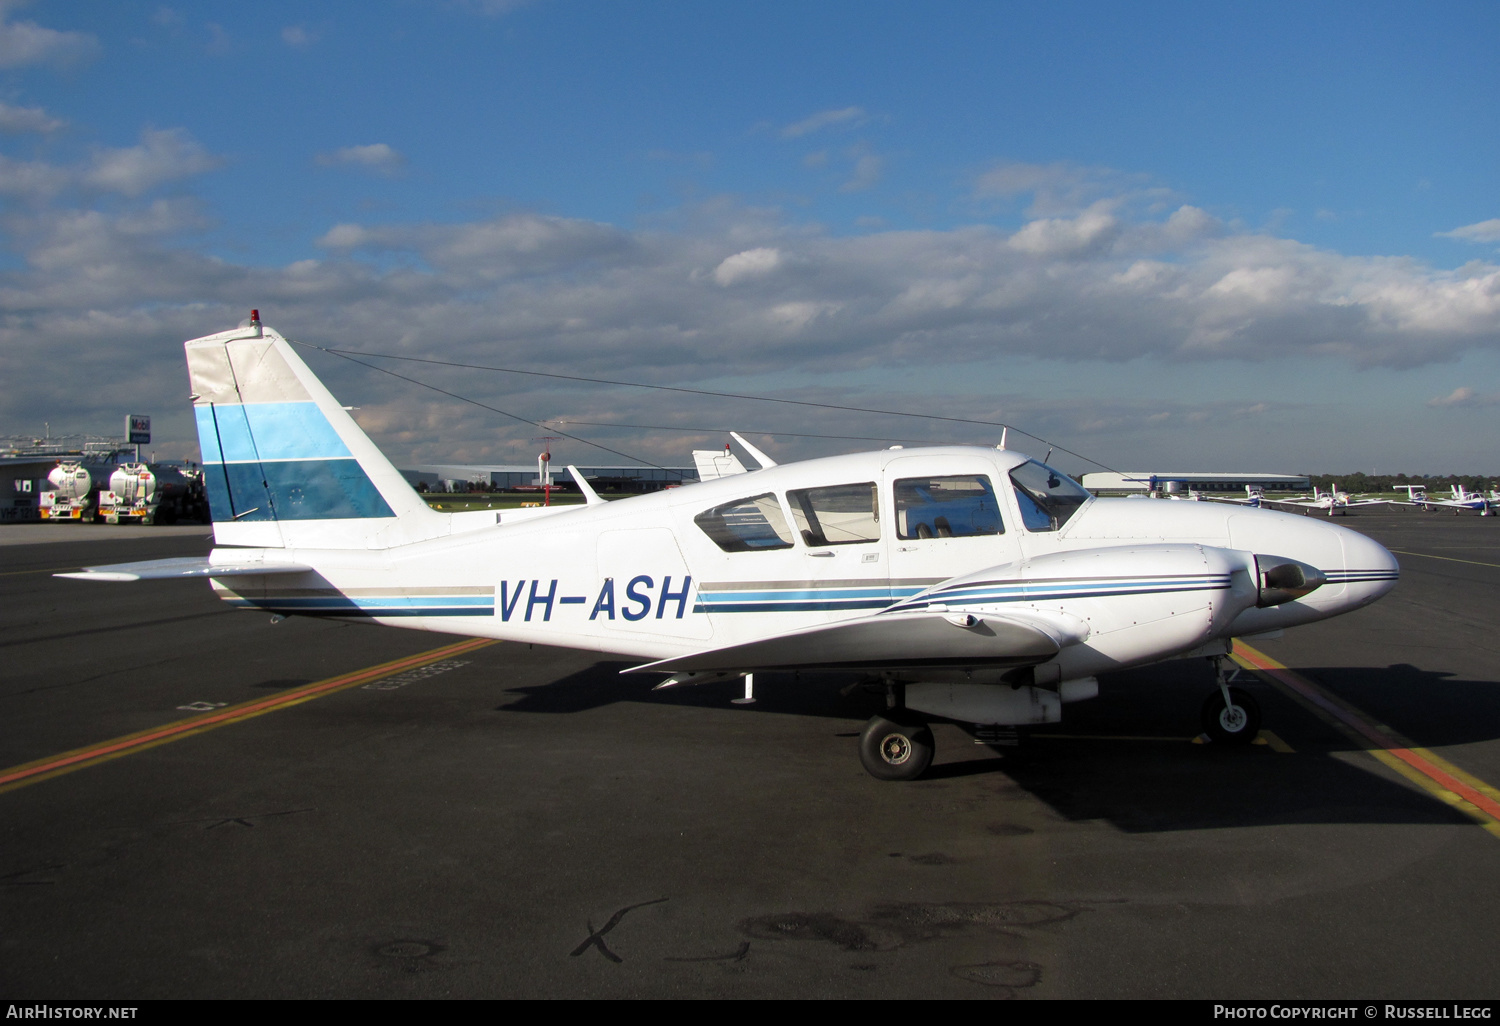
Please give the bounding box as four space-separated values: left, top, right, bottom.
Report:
1235 646 1500 822
0 636 495 789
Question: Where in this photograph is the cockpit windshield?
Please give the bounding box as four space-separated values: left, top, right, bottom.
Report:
1007 459 1092 532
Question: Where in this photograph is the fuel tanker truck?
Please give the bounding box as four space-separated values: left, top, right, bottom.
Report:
38 461 97 521
96 462 208 524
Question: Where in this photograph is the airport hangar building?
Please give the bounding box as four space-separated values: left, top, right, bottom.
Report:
400 463 699 493
1081 472 1311 495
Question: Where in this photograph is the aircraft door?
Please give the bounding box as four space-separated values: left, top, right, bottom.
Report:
595 528 714 641
884 456 1021 597
782 480 891 622
676 487 886 644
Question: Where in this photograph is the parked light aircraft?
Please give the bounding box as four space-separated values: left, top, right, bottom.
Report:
1265 485 1386 517
58 318 1401 779
1209 485 1265 509
1394 485 1494 516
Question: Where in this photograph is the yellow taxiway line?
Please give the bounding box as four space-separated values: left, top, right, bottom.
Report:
0 636 498 795
1233 642 1500 839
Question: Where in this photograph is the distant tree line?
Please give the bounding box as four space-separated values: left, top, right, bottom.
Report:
414 479 581 494
1303 472 1497 494
414 480 495 493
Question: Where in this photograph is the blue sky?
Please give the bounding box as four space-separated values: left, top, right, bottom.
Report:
2 0 1497 474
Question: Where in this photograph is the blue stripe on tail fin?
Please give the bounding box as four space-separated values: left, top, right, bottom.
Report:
185 322 442 548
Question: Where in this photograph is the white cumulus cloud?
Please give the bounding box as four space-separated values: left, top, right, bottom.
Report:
840 153 883 193
713 247 783 286
1008 201 1121 257
975 160 1156 217
781 106 867 139
318 212 631 282
1437 219 1500 244
0 153 67 198
82 128 222 197
0 6 99 68
1427 387 1499 408
0 101 63 133
6 171 1500 466
315 143 406 175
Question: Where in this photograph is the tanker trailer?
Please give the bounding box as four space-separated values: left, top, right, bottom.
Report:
38 461 95 521
97 462 191 524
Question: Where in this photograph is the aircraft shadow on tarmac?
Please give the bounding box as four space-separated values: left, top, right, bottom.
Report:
497 655 1495 835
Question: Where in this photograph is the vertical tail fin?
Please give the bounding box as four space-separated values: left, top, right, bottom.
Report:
187 320 442 549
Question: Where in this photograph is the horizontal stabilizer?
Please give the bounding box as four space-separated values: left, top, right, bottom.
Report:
55 557 313 582
625 610 1068 675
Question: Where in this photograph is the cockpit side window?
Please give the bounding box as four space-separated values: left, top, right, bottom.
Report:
786 483 880 546
1008 460 1091 532
694 493 795 552
894 475 1003 539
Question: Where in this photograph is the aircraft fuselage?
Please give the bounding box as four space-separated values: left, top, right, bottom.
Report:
207 445 1398 684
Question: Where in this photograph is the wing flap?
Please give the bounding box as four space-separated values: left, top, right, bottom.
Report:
55 557 313 582
626 610 1069 675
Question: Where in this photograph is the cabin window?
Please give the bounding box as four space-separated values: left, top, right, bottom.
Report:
787 483 880 546
894 475 1003 539
694 493 795 552
1008 459 1091 532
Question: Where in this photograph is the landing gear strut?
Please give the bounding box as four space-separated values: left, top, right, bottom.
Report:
1201 656 1261 744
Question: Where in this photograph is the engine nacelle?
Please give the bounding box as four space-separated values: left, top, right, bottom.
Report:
903 677 1101 725
905 682 1061 725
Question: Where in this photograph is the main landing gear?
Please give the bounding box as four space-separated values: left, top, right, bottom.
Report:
853 660 1264 780
1201 656 1261 744
858 682 934 781
859 711 935 781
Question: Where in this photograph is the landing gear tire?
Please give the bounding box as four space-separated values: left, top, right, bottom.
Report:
859 713 934 781
1201 686 1261 745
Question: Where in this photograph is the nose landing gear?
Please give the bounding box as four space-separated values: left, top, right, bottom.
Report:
1202 656 1261 744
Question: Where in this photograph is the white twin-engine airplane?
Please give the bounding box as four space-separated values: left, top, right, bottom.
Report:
60 320 1401 780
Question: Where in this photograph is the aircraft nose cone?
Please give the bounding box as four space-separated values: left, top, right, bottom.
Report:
1337 529 1400 606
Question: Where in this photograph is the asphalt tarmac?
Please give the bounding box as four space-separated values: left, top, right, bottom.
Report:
1 512 1497 999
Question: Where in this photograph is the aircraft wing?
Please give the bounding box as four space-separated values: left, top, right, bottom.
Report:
626 608 1082 676
55 557 314 582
